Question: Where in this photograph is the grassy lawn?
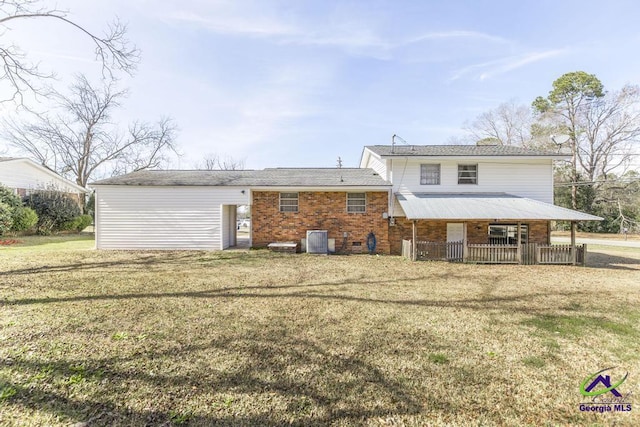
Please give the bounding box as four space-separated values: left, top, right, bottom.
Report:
1 237 639 426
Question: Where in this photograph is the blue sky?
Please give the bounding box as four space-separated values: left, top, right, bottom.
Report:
2 0 640 170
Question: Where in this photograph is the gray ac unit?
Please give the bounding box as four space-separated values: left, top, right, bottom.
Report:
306 230 328 254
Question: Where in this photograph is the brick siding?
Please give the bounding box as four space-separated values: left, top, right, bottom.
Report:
251 190 551 256
251 191 391 254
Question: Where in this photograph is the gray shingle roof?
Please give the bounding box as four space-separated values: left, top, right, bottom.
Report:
366 145 566 157
90 168 390 187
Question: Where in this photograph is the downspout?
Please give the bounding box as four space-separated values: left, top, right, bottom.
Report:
248 188 253 248
412 220 417 261
571 221 577 265
389 158 394 219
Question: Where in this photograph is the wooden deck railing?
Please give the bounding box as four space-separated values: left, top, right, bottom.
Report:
537 244 585 266
415 240 463 261
402 240 586 266
466 244 519 264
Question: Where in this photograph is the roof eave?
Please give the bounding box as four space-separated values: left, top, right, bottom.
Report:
377 154 568 160
250 185 391 191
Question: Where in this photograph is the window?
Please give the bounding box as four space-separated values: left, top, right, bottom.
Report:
488 224 528 245
347 193 366 213
279 192 298 212
420 164 440 185
458 164 478 184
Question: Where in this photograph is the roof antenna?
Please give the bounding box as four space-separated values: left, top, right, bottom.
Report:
336 156 344 182
392 134 409 153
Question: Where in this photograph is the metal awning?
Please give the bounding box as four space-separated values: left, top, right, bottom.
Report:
396 193 603 221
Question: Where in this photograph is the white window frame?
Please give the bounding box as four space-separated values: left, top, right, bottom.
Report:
347 192 366 213
458 164 478 185
279 192 299 213
420 164 441 185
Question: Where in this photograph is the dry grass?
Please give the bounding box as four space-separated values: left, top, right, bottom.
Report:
1 237 639 426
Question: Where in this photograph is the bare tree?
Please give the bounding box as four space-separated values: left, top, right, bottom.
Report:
533 71 605 209
0 0 139 104
2 74 178 187
197 154 245 170
464 100 535 147
579 84 640 183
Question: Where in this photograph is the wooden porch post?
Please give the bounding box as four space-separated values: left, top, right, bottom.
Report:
462 222 468 262
516 221 522 264
412 220 417 261
570 221 577 265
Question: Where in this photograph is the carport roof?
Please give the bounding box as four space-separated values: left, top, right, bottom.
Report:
90 168 390 187
396 193 602 221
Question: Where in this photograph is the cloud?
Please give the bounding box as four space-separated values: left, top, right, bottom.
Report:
168 10 296 38
406 30 511 46
449 49 567 81
160 3 510 60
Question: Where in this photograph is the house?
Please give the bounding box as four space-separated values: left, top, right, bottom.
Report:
360 144 601 262
90 168 390 251
0 157 88 204
90 144 601 264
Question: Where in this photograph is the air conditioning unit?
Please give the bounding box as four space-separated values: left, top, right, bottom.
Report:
306 230 328 254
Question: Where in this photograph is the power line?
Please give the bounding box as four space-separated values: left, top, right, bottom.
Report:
554 178 640 187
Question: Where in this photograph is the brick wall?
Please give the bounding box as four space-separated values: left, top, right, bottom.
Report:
251 191 390 254
388 218 550 255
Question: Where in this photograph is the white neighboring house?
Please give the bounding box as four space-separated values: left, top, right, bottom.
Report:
0 157 88 204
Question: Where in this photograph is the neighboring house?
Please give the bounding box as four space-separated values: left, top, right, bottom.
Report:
90 144 601 263
0 157 88 204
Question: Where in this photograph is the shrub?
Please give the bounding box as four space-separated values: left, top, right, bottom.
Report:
0 184 21 209
0 202 13 235
24 191 82 234
85 192 95 219
62 214 93 232
11 206 39 232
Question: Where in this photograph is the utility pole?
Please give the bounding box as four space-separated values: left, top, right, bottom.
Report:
570 133 578 210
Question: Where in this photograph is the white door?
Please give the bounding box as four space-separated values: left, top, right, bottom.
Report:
221 205 237 249
446 223 464 260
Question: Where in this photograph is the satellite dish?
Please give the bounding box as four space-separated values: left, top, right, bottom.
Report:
551 134 570 145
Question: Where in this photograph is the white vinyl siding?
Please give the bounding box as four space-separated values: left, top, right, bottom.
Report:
361 151 388 178
420 164 440 185
95 186 249 250
391 159 554 204
0 159 84 194
347 193 366 213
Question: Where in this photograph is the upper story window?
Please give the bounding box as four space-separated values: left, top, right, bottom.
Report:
279 192 299 212
420 164 440 185
347 193 366 213
458 164 478 184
